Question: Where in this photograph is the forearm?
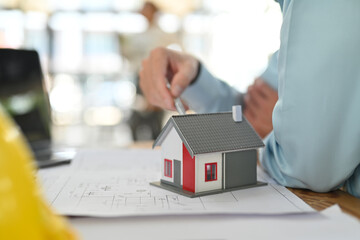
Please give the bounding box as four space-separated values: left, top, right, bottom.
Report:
260 50 279 90
182 63 244 113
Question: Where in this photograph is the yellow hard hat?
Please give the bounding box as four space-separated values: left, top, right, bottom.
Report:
0 105 77 240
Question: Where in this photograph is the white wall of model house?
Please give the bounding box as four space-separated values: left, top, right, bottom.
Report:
195 152 223 193
160 126 182 184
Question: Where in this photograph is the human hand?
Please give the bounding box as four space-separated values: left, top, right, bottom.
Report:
139 47 199 111
244 78 278 138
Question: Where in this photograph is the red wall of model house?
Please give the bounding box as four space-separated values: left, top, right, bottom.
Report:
182 143 195 192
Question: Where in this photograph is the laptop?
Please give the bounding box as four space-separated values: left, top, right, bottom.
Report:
0 49 75 168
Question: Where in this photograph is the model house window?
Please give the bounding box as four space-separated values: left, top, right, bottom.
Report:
164 159 172 178
205 163 217 181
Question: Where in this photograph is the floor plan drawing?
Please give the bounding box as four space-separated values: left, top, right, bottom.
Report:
38 149 314 217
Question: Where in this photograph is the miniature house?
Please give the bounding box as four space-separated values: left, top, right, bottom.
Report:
151 106 266 197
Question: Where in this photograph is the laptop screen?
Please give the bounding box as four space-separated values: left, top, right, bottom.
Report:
0 49 51 147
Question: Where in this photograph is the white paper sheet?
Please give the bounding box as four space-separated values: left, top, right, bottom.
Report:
38 149 314 217
69 205 360 240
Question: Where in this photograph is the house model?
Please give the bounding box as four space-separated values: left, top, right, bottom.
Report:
151 105 266 198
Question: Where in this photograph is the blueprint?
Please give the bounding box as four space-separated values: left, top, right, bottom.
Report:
38 149 314 217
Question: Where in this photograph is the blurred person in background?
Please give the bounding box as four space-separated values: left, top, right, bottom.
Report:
121 1 182 141
120 1 181 73
139 0 360 198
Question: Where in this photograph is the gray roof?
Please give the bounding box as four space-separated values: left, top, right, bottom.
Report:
153 112 264 157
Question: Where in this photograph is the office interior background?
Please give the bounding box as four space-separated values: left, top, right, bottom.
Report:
0 0 281 148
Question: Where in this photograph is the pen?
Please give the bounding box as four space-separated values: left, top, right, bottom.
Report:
174 97 186 115
166 82 186 115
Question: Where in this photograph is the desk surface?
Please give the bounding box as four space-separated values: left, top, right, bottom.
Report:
130 141 360 219
288 188 360 219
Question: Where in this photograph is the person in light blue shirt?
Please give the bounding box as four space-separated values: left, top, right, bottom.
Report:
139 0 360 198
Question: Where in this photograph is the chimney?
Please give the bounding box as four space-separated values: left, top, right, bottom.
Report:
232 105 242 122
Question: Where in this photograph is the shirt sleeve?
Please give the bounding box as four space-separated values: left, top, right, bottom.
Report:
181 63 244 113
260 0 360 197
260 51 279 90
345 165 360 198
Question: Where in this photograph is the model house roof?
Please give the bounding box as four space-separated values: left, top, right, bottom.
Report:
153 112 264 157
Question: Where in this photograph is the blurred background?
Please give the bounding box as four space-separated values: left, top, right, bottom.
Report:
0 0 281 148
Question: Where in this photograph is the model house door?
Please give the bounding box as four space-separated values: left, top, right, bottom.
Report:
224 150 257 189
173 160 181 187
